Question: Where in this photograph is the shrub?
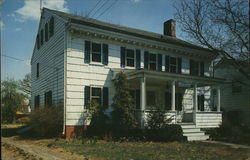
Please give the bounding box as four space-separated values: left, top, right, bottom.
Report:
145 124 183 142
111 72 138 130
28 106 63 137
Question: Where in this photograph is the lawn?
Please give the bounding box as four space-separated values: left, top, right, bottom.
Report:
46 139 250 160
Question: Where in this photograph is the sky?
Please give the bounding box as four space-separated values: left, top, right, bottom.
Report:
1 0 179 81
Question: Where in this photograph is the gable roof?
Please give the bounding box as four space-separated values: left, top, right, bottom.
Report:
44 8 216 56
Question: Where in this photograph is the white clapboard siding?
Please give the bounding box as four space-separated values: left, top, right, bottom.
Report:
196 112 222 128
31 10 66 108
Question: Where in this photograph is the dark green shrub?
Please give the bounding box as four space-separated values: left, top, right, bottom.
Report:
145 124 183 142
28 106 63 137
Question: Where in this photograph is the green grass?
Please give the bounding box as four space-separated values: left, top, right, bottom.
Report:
47 140 250 160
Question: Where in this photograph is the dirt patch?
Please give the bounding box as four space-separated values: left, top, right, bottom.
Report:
2 137 85 160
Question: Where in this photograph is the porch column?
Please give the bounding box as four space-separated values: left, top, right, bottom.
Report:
193 83 198 112
140 76 146 127
217 87 221 112
171 81 175 111
193 83 198 125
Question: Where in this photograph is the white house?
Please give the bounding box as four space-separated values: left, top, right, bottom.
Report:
214 58 249 127
31 8 224 140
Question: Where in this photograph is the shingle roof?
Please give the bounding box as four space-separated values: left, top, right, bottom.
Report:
45 8 215 55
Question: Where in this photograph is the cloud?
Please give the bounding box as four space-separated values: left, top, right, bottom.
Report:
15 28 22 32
0 21 5 30
130 0 141 3
13 0 69 22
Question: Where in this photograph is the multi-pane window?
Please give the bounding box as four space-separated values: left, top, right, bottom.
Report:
91 87 101 104
190 60 204 76
170 57 177 73
146 91 156 109
149 53 157 70
126 49 135 67
198 94 205 111
166 56 182 73
92 42 102 62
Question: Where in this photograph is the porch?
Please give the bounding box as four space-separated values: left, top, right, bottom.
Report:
114 69 224 128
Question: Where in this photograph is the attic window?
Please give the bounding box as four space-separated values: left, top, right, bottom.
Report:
49 17 54 37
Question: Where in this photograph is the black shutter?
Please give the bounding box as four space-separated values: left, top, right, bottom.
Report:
190 59 194 75
165 55 169 72
201 95 204 111
48 91 52 107
84 86 90 108
49 17 54 37
40 29 44 46
35 95 40 108
157 54 162 71
136 89 140 109
136 49 141 69
36 34 40 50
102 44 108 65
121 47 125 67
200 62 204 77
45 23 48 42
84 41 91 63
144 51 149 69
177 57 182 74
36 63 39 78
103 87 109 108
165 92 171 110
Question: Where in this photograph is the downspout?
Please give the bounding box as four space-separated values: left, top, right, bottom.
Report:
62 22 69 136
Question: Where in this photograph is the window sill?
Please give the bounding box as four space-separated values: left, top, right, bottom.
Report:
89 62 104 66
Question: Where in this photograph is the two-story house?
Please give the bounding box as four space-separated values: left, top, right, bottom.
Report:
31 8 224 140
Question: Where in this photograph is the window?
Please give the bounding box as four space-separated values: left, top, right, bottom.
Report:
35 95 40 108
175 93 183 111
149 54 157 70
84 86 109 108
232 81 242 93
36 63 39 78
85 41 109 64
36 34 40 50
126 49 135 67
44 91 52 107
40 29 44 46
49 17 54 37
190 60 204 76
121 47 141 68
165 56 182 73
45 23 48 42
92 42 102 62
170 57 177 73
146 91 156 109
91 87 102 104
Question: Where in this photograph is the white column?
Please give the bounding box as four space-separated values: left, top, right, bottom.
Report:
193 84 198 112
217 87 221 112
140 76 146 127
171 81 175 111
193 83 198 125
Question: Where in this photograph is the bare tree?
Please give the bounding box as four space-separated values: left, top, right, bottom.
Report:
174 0 249 78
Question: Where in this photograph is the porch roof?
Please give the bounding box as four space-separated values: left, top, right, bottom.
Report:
112 69 225 86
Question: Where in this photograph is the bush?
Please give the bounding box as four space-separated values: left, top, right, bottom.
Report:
145 124 184 142
28 106 63 137
109 124 183 142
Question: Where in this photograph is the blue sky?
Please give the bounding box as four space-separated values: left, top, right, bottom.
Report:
1 0 179 80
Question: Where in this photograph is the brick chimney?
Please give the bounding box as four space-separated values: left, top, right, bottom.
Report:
164 19 176 37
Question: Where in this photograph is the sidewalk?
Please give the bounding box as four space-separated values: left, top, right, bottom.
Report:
203 140 250 149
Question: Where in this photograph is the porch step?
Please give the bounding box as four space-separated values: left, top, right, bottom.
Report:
180 124 209 141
